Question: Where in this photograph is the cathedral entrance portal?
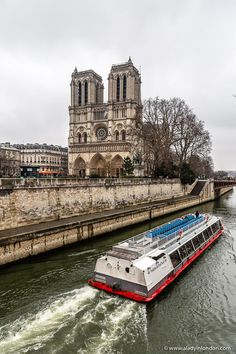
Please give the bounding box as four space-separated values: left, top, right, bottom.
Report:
74 157 86 177
90 153 106 177
110 155 124 177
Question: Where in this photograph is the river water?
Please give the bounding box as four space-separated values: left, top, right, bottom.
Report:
0 191 236 354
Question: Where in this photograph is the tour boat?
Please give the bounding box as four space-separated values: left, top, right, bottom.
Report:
88 213 224 302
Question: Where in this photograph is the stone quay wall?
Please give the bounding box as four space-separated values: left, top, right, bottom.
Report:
0 178 189 231
0 194 208 266
0 181 233 267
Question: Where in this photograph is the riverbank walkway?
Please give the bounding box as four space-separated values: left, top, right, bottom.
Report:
0 194 198 242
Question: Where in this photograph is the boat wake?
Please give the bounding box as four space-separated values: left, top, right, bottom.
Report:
0 286 97 353
0 286 148 354
67 249 97 257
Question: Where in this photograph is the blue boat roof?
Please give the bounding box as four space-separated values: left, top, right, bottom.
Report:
146 214 204 239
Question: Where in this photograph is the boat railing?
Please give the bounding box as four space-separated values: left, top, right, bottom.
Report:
128 233 152 247
143 216 206 253
117 215 207 254
158 216 206 248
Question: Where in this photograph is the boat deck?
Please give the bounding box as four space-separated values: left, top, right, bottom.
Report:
107 214 211 260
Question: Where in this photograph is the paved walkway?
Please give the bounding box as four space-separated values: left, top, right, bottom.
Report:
0 195 197 240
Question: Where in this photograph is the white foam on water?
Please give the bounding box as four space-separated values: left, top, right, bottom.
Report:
0 286 98 354
68 249 97 257
79 299 148 354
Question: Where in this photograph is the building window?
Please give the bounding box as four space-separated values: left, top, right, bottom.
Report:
78 81 82 106
96 83 99 103
94 111 105 120
123 75 127 100
121 109 127 117
115 131 119 141
78 133 82 143
114 109 119 118
84 81 88 105
83 132 87 143
121 130 126 141
96 127 108 141
116 77 120 101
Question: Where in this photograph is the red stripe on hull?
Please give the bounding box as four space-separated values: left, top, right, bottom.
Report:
88 229 223 303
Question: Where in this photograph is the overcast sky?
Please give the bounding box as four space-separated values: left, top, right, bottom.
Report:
1 0 236 170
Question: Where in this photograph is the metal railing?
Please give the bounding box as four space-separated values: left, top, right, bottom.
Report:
118 216 207 255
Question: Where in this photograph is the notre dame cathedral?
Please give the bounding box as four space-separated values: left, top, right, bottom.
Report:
68 57 143 177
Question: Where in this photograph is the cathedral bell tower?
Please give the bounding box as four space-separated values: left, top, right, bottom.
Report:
108 57 141 105
70 68 104 107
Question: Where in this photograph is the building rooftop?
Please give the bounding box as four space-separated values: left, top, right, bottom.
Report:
0 143 20 152
13 143 68 152
111 57 140 75
72 68 102 81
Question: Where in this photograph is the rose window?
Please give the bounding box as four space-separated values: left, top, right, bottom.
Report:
96 127 108 140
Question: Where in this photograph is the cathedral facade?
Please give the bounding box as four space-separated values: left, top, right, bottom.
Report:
68 58 143 177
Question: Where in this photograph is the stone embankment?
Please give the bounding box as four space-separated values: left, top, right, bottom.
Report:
0 178 233 266
0 178 188 230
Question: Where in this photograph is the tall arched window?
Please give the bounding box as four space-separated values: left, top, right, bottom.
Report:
121 130 126 141
84 81 88 105
83 132 87 143
78 81 82 106
123 75 127 100
116 77 120 101
96 83 99 103
115 131 119 141
78 133 82 143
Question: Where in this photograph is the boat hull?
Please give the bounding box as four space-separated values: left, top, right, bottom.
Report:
88 229 223 303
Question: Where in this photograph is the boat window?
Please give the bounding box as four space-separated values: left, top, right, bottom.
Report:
207 227 213 237
185 240 194 254
211 222 218 233
217 220 222 229
152 253 165 261
179 244 189 259
192 235 201 249
198 233 205 244
203 228 210 240
170 250 181 268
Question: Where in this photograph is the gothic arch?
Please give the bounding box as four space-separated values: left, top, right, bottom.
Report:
90 153 107 177
77 132 82 143
78 81 82 106
121 130 126 141
74 156 86 177
116 76 120 101
114 130 119 141
123 75 127 100
84 80 88 104
110 154 124 177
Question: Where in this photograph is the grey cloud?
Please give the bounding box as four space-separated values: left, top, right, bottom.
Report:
1 0 236 169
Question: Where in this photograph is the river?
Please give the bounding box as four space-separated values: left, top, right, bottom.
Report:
0 191 236 354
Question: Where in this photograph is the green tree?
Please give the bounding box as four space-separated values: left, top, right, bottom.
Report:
180 163 195 185
123 156 134 176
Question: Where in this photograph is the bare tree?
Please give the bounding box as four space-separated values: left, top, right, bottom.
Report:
189 155 214 178
135 97 212 178
173 114 212 167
